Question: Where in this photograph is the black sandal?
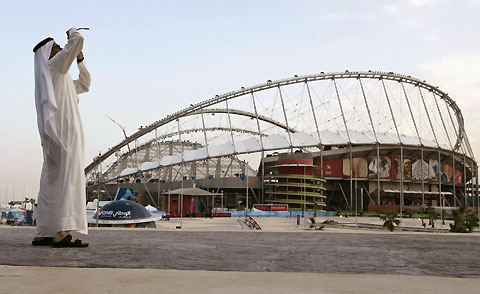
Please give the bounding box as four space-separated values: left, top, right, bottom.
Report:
52 234 88 248
32 237 53 246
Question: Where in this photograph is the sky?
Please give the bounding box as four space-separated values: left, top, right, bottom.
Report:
1 0 479 203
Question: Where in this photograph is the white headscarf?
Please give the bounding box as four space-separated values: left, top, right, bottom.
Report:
34 39 67 153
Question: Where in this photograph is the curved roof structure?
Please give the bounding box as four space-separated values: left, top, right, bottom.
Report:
86 71 475 183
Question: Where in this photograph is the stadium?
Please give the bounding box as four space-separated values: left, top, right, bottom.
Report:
84 71 479 215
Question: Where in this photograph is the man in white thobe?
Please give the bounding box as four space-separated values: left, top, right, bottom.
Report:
33 28 90 247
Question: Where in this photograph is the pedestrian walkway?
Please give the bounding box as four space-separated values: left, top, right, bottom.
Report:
2 266 479 294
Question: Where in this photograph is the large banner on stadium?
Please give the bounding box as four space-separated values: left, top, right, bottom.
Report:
410 157 440 181
393 156 412 180
319 156 462 183
440 163 463 184
454 168 463 184
319 159 343 177
368 155 393 179
342 157 368 178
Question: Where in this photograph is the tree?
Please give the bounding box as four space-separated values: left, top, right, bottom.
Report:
426 206 437 228
309 217 324 230
29 198 36 210
450 206 479 233
23 197 29 209
381 211 400 232
419 206 426 227
441 209 447 225
465 210 479 233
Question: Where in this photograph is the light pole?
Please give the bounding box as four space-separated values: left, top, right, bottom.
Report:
92 188 105 227
246 162 249 218
179 164 184 229
304 165 307 230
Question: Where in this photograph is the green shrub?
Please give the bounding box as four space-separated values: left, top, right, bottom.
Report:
380 211 400 232
449 207 479 233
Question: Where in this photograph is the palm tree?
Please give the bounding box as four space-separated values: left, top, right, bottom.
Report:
309 217 324 230
381 211 400 232
450 206 479 233
29 198 36 210
309 217 317 230
465 210 479 233
419 206 426 227
450 206 467 233
426 206 437 228
23 197 29 209
441 209 447 225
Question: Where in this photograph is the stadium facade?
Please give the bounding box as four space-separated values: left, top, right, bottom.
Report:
85 71 478 214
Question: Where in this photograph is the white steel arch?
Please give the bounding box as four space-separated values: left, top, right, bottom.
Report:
86 71 475 188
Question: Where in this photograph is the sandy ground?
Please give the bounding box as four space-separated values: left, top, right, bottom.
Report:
153 215 461 233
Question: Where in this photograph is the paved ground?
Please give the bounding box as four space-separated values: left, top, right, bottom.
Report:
1 224 479 278
2 217 479 293
2 266 480 294
153 215 457 232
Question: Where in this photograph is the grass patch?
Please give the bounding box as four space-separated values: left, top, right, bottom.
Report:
267 174 324 180
269 190 325 196
268 182 325 188
288 207 327 212
362 211 380 217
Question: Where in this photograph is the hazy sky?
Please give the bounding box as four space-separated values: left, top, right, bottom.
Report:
1 0 479 203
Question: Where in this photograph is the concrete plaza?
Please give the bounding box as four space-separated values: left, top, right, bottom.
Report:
1 217 479 293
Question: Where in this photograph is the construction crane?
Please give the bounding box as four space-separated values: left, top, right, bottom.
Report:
104 113 133 158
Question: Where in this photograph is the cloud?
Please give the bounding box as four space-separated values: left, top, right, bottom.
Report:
321 12 352 21
418 54 480 158
382 0 435 14
380 1 460 43
320 12 376 21
382 4 399 14
408 0 434 7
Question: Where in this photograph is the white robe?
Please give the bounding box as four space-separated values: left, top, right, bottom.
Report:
35 29 91 237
